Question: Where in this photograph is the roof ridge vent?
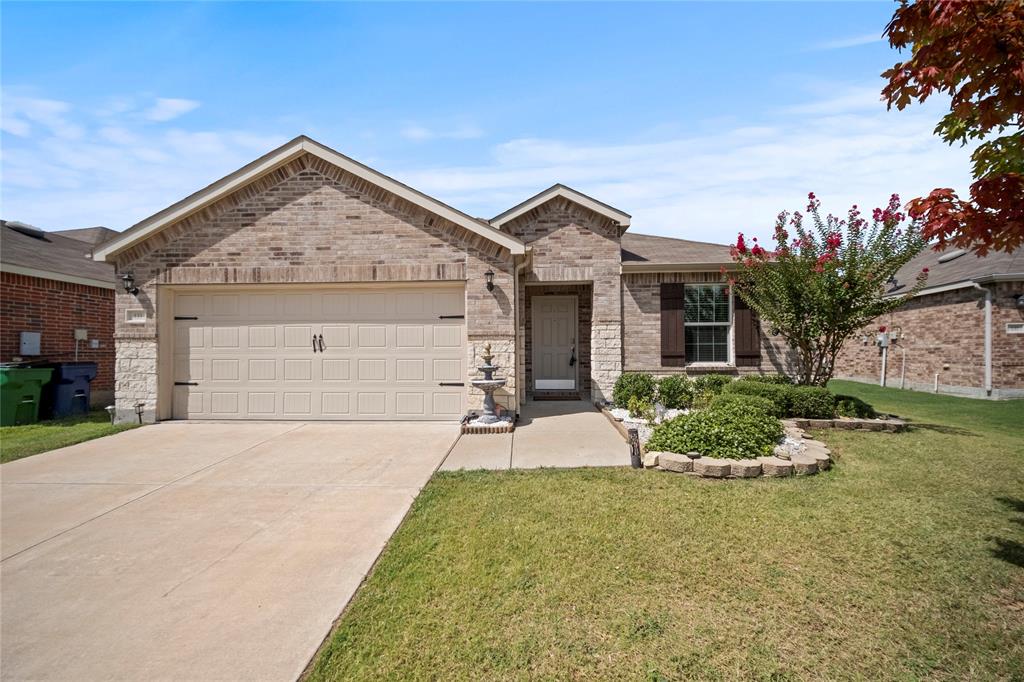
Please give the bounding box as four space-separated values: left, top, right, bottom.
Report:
3 220 50 241
937 248 968 263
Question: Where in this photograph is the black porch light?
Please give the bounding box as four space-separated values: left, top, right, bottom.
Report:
484 269 495 291
121 273 139 296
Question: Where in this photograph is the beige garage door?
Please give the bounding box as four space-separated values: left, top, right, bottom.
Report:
171 285 466 420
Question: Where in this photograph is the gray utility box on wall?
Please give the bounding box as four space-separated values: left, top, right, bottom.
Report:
19 331 41 356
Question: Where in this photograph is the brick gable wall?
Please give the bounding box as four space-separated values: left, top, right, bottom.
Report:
111 153 516 421
0 272 115 405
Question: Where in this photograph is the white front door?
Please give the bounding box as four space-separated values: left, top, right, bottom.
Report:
532 295 577 390
170 285 466 420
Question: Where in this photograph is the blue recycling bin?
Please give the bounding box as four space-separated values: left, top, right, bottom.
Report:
37 362 97 419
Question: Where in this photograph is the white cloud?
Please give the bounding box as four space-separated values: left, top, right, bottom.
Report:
809 32 884 51
144 98 200 122
1 96 83 139
394 85 973 244
0 83 972 249
399 122 484 141
1 91 287 230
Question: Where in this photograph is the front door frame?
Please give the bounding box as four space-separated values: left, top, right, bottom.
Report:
530 294 578 391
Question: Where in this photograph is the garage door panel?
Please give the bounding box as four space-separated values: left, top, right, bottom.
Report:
322 359 351 382
172 286 465 421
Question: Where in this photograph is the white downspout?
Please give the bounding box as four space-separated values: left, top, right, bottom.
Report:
971 281 993 396
880 345 888 387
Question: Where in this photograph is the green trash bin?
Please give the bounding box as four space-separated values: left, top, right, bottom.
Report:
0 365 55 426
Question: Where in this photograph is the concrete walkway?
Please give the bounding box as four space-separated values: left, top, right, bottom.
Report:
1 421 456 682
440 400 629 470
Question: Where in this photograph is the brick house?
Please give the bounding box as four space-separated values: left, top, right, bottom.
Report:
93 136 794 423
834 246 1023 399
1 221 118 406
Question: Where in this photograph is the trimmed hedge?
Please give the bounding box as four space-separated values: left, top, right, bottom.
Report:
710 392 782 418
789 386 838 419
657 375 693 409
613 372 657 408
691 374 734 395
722 380 792 415
835 394 878 419
646 400 783 460
739 373 793 385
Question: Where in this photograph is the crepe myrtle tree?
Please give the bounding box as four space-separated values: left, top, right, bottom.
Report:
727 193 929 386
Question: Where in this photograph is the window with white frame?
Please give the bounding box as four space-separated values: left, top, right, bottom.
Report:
684 284 730 363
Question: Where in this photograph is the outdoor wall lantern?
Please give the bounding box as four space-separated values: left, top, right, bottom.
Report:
484 269 495 291
120 273 139 296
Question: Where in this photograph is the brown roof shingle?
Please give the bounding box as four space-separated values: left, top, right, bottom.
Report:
621 232 733 267
887 245 1023 295
1 220 116 284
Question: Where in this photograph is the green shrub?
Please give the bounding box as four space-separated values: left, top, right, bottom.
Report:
613 373 657 408
710 392 783 418
646 401 782 459
691 390 716 410
627 395 655 422
835 394 877 419
691 374 734 395
657 375 693 409
789 386 837 418
722 380 792 415
739 373 793 385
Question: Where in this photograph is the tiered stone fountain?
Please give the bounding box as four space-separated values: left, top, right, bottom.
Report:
470 342 507 425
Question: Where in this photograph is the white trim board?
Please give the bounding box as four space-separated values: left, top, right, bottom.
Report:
94 136 526 261
491 184 631 230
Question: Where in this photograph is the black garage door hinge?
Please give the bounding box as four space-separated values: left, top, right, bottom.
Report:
438 382 465 387
174 381 198 386
438 315 465 319
174 316 198 320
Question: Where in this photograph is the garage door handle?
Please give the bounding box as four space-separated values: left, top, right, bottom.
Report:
439 382 465 387
312 334 318 352
318 334 325 352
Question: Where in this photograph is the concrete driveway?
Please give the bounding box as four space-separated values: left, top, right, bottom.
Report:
1 421 456 681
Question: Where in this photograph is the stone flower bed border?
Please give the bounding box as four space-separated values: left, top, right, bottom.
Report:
643 419 835 479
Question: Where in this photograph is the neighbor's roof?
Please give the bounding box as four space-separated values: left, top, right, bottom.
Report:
1 220 116 289
887 245 1024 297
52 226 120 246
620 232 733 271
93 135 526 261
491 184 631 232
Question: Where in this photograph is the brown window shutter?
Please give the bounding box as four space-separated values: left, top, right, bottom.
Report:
733 294 762 367
660 283 685 367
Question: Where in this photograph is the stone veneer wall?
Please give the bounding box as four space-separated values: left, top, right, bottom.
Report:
502 197 623 401
523 284 593 398
622 271 799 377
111 153 515 422
834 281 1024 398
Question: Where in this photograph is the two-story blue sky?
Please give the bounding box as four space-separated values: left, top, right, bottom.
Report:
1 2 973 243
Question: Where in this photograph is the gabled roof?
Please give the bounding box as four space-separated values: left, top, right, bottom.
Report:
490 184 631 231
1 220 116 288
886 245 1023 297
620 232 733 271
93 135 526 261
53 226 120 246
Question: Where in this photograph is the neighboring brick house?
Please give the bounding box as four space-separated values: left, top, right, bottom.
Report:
1 221 118 406
835 246 1023 399
93 136 793 423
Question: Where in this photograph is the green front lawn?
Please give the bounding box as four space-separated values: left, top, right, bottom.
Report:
310 382 1024 680
0 410 140 464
